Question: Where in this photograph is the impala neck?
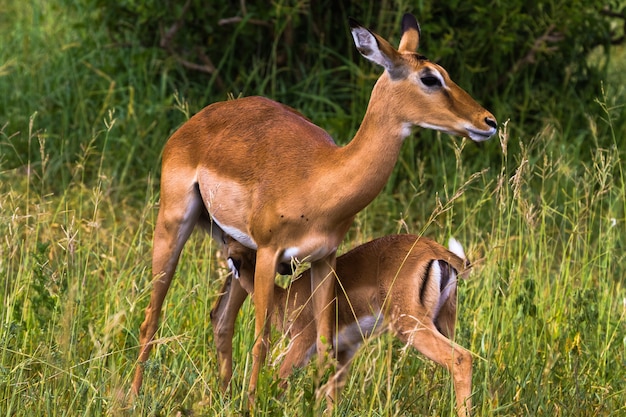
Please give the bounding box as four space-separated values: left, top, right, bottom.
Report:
333 75 410 215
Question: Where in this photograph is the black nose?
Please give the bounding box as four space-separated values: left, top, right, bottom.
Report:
485 117 497 129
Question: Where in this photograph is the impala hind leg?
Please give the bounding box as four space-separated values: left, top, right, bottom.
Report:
402 323 472 417
277 322 317 384
131 187 203 395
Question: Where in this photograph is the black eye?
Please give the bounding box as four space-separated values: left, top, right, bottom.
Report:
421 76 441 87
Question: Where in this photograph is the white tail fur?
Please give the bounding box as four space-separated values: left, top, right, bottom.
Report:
448 237 466 260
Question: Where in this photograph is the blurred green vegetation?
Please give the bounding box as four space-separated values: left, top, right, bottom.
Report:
2 0 625 197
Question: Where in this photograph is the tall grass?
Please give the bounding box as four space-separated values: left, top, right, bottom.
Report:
1 1 625 416
2 108 624 416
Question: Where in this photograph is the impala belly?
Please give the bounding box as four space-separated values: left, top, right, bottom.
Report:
213 217 257 250
197 169 257 249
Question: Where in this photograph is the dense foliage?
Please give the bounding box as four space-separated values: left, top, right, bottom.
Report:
2 1 625 194
95 0 620 127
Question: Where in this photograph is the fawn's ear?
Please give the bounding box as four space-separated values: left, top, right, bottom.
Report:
349 17 406 78
398 13 421 52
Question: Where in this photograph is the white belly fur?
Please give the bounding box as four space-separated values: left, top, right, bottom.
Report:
211 216 258 250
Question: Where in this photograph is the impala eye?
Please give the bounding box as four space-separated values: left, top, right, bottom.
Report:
421 76 442 87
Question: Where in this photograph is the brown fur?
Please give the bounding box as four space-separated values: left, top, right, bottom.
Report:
212 235 473 416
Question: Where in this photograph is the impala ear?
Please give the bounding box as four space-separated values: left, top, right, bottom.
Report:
398 13 421 52
349 17 405 78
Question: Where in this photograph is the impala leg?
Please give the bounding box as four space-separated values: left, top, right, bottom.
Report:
210 240 256 392
310 253 337 371
210 274 249 392
131 190 201 395
277 325 316 381
318 344 357 409
247 248 278 407
405 324 472 417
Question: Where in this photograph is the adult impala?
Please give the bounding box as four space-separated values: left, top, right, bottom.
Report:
212 234 472 416
132 13 496 402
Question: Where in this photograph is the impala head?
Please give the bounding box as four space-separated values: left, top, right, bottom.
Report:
350 14 497 142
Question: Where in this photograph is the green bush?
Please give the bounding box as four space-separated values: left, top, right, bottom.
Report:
2 0 624 196
75 0 625 199
92 0 618 127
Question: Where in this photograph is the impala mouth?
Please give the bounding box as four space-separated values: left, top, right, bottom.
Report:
418 122 496 142
467 127 497 142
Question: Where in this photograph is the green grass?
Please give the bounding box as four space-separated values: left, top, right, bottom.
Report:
1 1 625 416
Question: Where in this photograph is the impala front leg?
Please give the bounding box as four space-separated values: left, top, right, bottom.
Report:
247 248 278 407
310 253 338 367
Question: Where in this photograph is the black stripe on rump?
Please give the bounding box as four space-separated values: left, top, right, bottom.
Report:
437 260 451 294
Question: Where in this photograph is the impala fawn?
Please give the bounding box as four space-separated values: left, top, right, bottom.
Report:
212 234 473 416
